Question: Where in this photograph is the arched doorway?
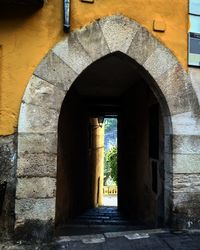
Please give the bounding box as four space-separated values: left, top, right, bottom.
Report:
16 15 200 239
56 51 167 231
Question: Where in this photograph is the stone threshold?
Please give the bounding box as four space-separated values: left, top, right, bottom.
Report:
56 228 169 242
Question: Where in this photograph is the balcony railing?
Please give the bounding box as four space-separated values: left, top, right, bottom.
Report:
103 186 118 195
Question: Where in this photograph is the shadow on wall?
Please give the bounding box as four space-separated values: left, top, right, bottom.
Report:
172 192 200 229
0 2 43 20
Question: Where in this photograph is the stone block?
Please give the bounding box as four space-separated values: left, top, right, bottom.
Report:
189 67 200 106
171 112 200 136
18 133 57 155
52 34 92 74
173 192 200 217
16 177 56 199
15 198 55 221
172 135 200 154
76 21 110 61
143 45 177 80
173 153 200 173
157 64 199 115
17 153 57 177
99 15 140 53
23 75 65 111
127 26 159 65
18 103 59 133
173 174 200 193
34 52 78 91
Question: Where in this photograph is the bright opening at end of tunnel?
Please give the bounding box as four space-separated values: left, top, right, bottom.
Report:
103 117 118 207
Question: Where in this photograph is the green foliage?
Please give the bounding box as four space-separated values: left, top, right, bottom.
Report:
104 118 117 133
104 157 110 185
105 146 118 184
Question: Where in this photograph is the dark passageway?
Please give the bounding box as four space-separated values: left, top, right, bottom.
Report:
56 52 165 235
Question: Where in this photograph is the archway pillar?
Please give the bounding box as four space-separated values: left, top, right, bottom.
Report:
165 112 200 228
15 75 65 239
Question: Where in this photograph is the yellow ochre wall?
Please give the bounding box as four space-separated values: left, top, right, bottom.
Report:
0 0 188 135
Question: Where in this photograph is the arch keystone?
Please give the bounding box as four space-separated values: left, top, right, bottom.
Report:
99 15 140 53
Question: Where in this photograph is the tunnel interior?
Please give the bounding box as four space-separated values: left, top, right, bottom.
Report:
55 52 165 232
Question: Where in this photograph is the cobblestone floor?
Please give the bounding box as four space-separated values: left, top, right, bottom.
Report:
1 230 200 249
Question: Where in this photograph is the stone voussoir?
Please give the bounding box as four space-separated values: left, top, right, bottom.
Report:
23 75 66 111
34 51 78 91
127 25 159 65
156 64 198 115
16 177 56 199
143 44 178 80
75 21 110 61
99 15 140 53
52 33 92 74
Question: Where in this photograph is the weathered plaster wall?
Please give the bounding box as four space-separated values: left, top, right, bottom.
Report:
0 0 188 135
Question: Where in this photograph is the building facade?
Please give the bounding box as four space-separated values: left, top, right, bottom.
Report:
0 0 200 240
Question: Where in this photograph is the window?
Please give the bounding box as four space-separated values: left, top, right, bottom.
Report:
189 0 200 15
188 0 200 66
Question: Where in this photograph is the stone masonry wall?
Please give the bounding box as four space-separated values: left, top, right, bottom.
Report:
170 68 200 229
0 134 17 239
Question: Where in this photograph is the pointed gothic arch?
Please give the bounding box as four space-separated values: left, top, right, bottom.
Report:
16 15 200 238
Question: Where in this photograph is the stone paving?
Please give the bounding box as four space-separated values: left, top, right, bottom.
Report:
103 196 117 207
57 207 146 236
1 230 200 249
1 207 200 249
69 207 131 225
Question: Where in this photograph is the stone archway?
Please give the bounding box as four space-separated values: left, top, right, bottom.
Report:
16 15 200 238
